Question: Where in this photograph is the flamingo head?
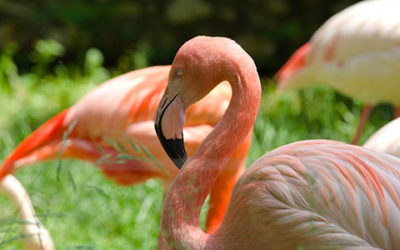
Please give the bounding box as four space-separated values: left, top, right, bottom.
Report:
155 36 246 169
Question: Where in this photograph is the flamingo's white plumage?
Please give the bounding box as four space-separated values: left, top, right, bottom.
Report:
277 0 400 144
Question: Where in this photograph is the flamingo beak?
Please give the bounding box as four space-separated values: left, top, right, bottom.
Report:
155 92 187 169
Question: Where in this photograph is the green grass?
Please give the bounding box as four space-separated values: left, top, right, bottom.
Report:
0 46 395 249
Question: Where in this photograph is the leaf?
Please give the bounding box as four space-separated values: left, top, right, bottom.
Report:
141 145 170 177
0 234 24 246
100 135 123 152
128 139 142 153
67 167 77 192
95 153 112 165
95 142 105 155
115 153 134 160
84 185 110 199
56 119 78 181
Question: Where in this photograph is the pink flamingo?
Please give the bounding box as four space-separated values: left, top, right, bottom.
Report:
364 117 400 157
155 36 400 249
0 66 252 236
276 0 400 145
1 175 54 250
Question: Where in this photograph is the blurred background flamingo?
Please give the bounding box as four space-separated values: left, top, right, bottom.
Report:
364 117 400 157
156 36 400 250
276 0 400 145
0 65 252 243
0 175 54 250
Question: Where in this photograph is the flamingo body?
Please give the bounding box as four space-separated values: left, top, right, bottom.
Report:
215 140 400 249
1 175 54 250
155 36 400 249
277 0 400 144
0 66 252 235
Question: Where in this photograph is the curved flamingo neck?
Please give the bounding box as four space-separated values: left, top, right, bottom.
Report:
161 57 261 249
0 175 54 249
0 175 36 226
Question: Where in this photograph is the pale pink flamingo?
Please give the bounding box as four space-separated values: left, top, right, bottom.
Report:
1 175 54 250
364 117 400 157
155 36 400 249
0 66 252 236
276 0 400 145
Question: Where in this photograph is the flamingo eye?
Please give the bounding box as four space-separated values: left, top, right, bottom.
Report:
176 68 183 77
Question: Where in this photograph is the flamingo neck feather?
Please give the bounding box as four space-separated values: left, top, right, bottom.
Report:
276 42 310 83
161 55 261 249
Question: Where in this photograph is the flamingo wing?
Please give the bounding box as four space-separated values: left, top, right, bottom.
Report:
216 140 400 249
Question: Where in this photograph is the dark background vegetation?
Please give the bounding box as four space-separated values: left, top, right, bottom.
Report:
1 0 361 76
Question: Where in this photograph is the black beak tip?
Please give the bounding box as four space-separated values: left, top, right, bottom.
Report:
155 123 187 169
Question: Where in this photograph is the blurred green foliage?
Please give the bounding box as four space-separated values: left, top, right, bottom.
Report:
0 0 361 75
